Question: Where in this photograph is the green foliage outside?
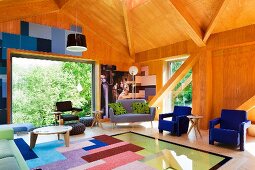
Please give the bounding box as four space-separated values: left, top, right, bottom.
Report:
171 60 192 106
12 58 92 127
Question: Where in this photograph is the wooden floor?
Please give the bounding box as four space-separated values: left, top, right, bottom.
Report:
17 121 255 170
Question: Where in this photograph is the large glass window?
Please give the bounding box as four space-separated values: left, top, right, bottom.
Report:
12 57 94 127
164 58 192 112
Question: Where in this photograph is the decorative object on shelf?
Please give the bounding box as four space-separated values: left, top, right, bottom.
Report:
129 66 138 99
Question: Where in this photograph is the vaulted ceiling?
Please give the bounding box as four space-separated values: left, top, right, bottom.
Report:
1 0 255 56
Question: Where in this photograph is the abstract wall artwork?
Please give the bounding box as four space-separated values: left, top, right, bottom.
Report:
100 65 156 118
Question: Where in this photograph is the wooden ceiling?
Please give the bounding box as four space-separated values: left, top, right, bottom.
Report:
1 0 255 56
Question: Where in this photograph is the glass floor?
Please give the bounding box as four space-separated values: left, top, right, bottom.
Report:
113 132 231 170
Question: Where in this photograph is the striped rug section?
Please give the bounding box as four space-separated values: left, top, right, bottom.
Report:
88 151 144 170
93 134 123 145
82 143 144 162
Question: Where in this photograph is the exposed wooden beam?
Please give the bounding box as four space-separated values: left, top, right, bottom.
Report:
61 11 130 57
173 75 192 98
203 0 231 42
149 53 199 107
54 0 76 9
122 0 135 60
169 0 205 47
237 95 255 112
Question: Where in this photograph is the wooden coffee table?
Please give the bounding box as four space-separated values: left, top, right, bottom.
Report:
30 125 72 148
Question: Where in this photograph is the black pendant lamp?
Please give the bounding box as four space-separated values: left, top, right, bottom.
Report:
66 0 87 53
66 33 87 52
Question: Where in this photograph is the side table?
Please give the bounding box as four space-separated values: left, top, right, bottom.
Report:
91 111 103 128
52 111 62 125
187 115 203 138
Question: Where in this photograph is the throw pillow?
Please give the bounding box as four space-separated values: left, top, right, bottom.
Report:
109 103 127 115
131 102 150 114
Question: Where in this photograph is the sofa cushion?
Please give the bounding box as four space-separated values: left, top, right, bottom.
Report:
0 140 14 159
131 102 149 114
0 156 20 170
109 103 127 115
117 99 146 113
0 127 14 140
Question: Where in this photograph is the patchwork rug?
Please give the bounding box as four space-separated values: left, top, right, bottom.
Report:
15 132 231 170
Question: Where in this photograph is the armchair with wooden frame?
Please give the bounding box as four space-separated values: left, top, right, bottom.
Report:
55 101 82 125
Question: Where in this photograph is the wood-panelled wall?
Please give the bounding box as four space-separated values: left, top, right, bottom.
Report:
212 45 255 118
0 12 132 71
136 24 255 129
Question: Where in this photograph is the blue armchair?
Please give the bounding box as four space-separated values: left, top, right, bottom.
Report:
158 106 192 136
209 109 251 151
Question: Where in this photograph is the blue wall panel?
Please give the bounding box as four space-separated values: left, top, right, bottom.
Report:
2 33 20 49
37 38 51 52
21 36 37 51
0 67 6 74
1 48 6 59
2 77 6 98
21 21 29 36
29 23 52 40
51 28 65 54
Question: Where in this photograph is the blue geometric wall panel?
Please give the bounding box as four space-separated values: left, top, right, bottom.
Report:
2 33 20 59
0 79 1 97
0 60 6 67
21 21 29 36
51 27 65 54
29 23 52 40
2 77 6 98
21 36 37 51
0 21 84 124
0 67 6 74
2 33 20 48
37 38 51 52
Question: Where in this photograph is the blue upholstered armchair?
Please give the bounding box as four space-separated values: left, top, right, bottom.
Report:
209 109 251 151
158 106 192 136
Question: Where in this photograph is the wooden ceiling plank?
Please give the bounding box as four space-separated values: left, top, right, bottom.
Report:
122 0 135 60
149 52 199 107
169 0 205 47
61 11 130 57
0 0 60 23
203 0 231 42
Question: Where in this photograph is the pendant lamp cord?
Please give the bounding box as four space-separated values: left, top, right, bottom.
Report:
75 0 78 46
